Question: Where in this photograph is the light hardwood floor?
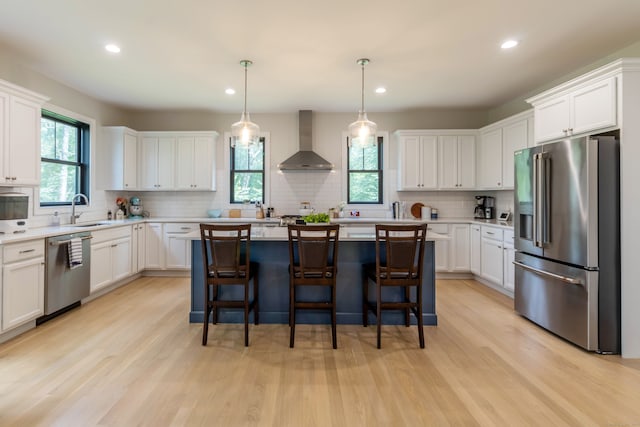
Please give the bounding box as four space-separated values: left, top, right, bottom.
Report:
1 277 639 426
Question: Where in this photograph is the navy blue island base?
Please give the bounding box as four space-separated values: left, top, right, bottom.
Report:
189 238 437 326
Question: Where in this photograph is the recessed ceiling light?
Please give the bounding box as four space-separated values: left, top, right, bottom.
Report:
225 88 236 95
501 40 519 49
105 44 121 53
375 87 386 94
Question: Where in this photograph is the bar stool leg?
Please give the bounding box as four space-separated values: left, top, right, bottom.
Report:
290 283 296 348
376 282 382 349
362 270 369 327
331 285 337 349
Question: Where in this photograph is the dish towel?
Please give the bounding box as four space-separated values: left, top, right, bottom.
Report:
68 238 83 269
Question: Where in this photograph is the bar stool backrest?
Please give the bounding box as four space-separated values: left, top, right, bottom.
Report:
375 224 427 284
200 224 251 279
287 224 339 280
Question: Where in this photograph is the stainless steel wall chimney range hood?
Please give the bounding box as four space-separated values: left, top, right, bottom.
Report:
277 110 334 171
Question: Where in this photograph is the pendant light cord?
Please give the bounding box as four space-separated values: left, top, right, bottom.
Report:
360 62 365 113
243 63 248 115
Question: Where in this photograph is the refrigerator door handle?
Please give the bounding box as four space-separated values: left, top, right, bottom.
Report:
513 261 583 286
533 153 543 248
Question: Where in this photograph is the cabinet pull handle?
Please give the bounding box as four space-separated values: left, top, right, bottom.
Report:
111 244 118 247
19 249 36 254
486 231 494 235
180 227 191 230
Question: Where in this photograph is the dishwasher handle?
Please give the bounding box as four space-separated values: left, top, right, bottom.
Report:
48 236 93 246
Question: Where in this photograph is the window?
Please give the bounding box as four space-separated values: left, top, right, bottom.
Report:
230 137 265 203
40 110 90 206
347 136 383 204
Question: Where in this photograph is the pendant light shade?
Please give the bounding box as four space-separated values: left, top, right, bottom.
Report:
231 60 260 147
348 58 377 148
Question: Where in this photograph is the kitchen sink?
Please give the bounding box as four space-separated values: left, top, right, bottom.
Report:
71 222 109 227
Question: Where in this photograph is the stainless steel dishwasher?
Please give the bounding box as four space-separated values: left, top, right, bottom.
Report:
41 231 92 320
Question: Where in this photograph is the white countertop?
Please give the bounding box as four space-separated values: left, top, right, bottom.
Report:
0 216 512 245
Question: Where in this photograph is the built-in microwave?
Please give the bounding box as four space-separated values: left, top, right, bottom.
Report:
0 192 29 233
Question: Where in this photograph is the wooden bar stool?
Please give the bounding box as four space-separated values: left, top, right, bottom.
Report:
287 224 340 349
362 223 427 349
200 223 259 347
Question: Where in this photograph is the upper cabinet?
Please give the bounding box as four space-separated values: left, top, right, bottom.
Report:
0 79 48 186
99 127 138 190
396 132 438 191
438 135 476 189
528 65 621 143
175 135 216 191
100 128 218 192
477 110 533 190
140 135 176 191
395 130 476 191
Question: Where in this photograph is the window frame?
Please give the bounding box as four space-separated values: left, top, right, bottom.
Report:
225 132 270 206
39 109 91 207
346 135 384 204
341 131 389 212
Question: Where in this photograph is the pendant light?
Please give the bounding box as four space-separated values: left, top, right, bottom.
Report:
231 60 260 147
348 58 377 148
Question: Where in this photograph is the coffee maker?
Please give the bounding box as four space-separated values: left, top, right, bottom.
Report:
474 196 495 219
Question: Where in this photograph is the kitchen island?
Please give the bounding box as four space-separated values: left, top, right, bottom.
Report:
184 224 447 326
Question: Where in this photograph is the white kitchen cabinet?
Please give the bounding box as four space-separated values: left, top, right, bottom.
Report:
530 76 617 143
140 135 175 190
396 132 438 190
90 227 132 293
478 110 533 190
503 229 515 292
131 223 146 273
0 80 48 186
429 223 469 273
145 223 164 269
477 128 503 189
176 135 216 191
438 135 475 189
2 239 45 331
163 223 198 269
480 226 503 285
100 127 138 190
470 224 481 275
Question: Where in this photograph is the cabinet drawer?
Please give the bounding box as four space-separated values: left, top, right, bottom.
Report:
481 226 503 241
92 225 132 244
3 239 45 263
164 223 198 233
426 223 448 234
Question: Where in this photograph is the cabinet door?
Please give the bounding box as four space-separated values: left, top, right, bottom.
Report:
132 224 146 273
0 91 7 183
571 77 617 135
90 242 113 293
534 96 570 143
7 96 41 185
397 136 422 190
123 132 138 189
193 136 214 190
140 137 159 190
502 119 529 189
438 135 458 189
458 135 476 189
2 257 44 331
480 237 503 284
157 137 175 190
434 239 449 272
176 137 195 190
145 223 164 269
164 234 190 269
478 129 503 189
112 238 132 281
420 136 439 189
449 224 470 272
503 243 515 292
470 225 481 275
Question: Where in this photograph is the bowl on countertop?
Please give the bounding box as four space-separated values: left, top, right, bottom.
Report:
207 209 222 218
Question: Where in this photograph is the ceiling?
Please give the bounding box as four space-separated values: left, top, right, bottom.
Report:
2 0 640 114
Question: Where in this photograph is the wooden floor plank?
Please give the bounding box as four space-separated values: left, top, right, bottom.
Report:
1 276 639 426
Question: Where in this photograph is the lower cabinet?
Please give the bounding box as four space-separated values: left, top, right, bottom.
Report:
132 223 146 273
163 223 198 269
90 226 132 293
144 223 164 269
1 239 45 331
430 223 470 273
479 225 515 293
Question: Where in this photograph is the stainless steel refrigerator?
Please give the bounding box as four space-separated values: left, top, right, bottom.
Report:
513 135 620 353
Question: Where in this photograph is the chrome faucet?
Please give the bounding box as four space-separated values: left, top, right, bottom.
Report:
70 193 88 224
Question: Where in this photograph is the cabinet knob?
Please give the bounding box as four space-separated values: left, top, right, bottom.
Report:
11 177 17 181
